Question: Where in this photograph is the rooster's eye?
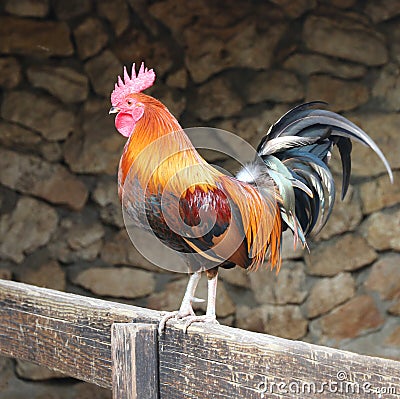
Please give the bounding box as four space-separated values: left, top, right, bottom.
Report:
126 99 133 106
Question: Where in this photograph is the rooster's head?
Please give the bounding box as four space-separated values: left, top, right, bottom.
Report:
109 62 155 137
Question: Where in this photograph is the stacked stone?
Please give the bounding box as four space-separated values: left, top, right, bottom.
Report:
0 0 399 396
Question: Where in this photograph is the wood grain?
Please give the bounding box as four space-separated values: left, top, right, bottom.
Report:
112 323 159 399
0 279 399 398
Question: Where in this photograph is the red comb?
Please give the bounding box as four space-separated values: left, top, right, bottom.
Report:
111 62 156 106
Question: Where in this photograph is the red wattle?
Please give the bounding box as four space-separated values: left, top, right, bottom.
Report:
115 112 136 137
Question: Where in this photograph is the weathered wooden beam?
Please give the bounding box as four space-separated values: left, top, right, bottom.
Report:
0 279 160 388
158 325 400 398
0 279 399 399
112 323 159 399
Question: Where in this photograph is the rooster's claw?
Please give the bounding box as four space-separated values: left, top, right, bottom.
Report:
182 315 219 333
158 308 195 334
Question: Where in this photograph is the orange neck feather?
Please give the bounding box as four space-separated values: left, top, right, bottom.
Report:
118 94 219 195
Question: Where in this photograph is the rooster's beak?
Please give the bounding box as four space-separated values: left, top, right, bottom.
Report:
109 106 120 114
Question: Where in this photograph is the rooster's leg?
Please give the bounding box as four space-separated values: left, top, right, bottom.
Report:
158 271 202 334
182 272 219 333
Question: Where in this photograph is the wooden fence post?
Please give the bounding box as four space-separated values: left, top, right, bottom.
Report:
111 323 159 399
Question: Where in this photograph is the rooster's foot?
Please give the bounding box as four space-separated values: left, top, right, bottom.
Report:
158 308 195 334
159 272 204 334
182 314 219 333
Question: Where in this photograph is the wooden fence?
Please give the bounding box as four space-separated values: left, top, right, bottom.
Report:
0 279 399 398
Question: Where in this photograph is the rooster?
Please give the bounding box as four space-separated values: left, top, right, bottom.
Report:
109 63 392 333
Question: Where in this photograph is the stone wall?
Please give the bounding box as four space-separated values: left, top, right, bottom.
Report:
0 0 400 397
